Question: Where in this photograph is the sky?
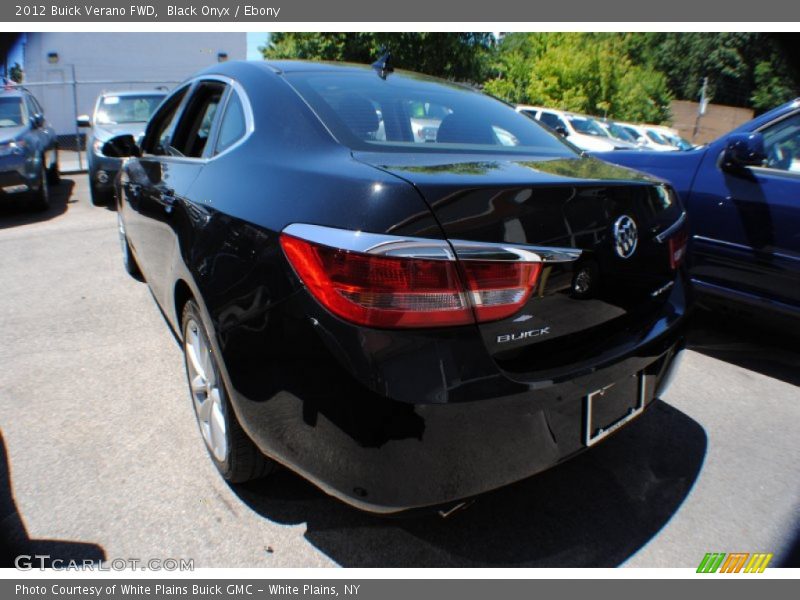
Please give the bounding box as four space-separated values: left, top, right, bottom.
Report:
246 32 271 60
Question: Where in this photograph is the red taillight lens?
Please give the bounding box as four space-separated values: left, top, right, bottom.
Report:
668 227 688 269
280 234 472 327
280 234 542 329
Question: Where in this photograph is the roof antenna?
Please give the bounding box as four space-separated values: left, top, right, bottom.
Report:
371 49 394 80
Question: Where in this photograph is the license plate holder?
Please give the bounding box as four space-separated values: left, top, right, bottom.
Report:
584 372 648 447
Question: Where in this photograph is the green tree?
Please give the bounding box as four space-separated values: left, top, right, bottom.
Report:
485 33 672 123
8 62 23 83
262 33 495 83
752 61 798 112
622 33 799 112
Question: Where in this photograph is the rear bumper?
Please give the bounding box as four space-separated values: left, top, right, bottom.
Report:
224 282 687 512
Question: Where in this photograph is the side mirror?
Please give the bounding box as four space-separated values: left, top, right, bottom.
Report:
102 134 141 158
30 113 45 129
76 114 92 128
721 132 766 170
554 126 568 137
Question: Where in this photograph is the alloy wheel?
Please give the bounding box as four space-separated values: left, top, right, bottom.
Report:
184 318 228 463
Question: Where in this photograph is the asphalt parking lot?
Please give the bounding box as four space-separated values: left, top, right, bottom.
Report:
1 175 799 568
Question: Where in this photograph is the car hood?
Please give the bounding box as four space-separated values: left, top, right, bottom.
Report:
566 133 618 152
93 122 147 142
591 147 707 199
0 125 28 143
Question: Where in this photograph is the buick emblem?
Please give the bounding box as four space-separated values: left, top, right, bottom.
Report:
613 215 638 259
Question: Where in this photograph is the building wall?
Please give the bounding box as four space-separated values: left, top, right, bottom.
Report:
670 99 754 145
23 33 247 134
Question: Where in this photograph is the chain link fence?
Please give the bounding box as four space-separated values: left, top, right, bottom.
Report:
21 78 179 172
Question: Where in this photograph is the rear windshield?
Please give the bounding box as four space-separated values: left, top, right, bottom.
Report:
95 94 166 125
284 70 575 157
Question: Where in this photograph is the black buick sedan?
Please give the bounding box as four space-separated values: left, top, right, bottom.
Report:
107 60 689 513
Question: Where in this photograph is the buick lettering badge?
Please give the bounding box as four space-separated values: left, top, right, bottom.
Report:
613 215 638 259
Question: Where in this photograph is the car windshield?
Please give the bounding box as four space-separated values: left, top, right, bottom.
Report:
646 129 672 145
95 94 166 125
607 123 637 142
663 133 693 150
0 96 25 127
284 70 574 156
621 125 643 141
569 116 608 137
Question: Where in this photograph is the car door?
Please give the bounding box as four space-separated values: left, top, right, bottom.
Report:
123 79 229 306
689 109 800 309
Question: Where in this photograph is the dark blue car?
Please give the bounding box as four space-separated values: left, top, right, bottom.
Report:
597 99 800 318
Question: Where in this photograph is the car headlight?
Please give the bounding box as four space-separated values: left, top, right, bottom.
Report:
0 139 27 156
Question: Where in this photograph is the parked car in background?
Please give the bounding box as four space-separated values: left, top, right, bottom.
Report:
597 120 643 147
595 98 800 319
0 82 60 210
104 60 688 513
649 125 695 151
516 105 636 151
77 90 167 206
616 122 679 151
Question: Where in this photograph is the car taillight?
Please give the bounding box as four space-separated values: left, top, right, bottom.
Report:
668 226 688 270
280 233 543 329
459 260 542 322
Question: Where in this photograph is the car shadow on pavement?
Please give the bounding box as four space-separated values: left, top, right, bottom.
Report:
0 430 105 568
0 179 76 230
234 399 706 567
687 307 800 387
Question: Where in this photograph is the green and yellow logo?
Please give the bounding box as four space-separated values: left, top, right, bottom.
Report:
697 552 773 573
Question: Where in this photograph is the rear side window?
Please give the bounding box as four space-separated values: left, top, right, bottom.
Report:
171 81 226 158
214 92 246 155
284 71 573 157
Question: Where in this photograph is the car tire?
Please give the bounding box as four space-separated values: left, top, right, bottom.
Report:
46 148 60 186
29 159 49 212
181 300 276 484
90 182 113 207
117 212 143 281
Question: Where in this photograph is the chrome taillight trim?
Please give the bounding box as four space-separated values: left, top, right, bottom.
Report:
281 223 582 264
449 239 582 264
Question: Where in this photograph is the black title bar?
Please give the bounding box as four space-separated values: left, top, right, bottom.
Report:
4 0 800 22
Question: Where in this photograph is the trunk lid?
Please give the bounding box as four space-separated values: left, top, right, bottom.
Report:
355 152 686 378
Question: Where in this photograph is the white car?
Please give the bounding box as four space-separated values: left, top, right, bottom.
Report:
515 105 636 151
596 120 643 146
614 122 680 151
648 125 695 151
